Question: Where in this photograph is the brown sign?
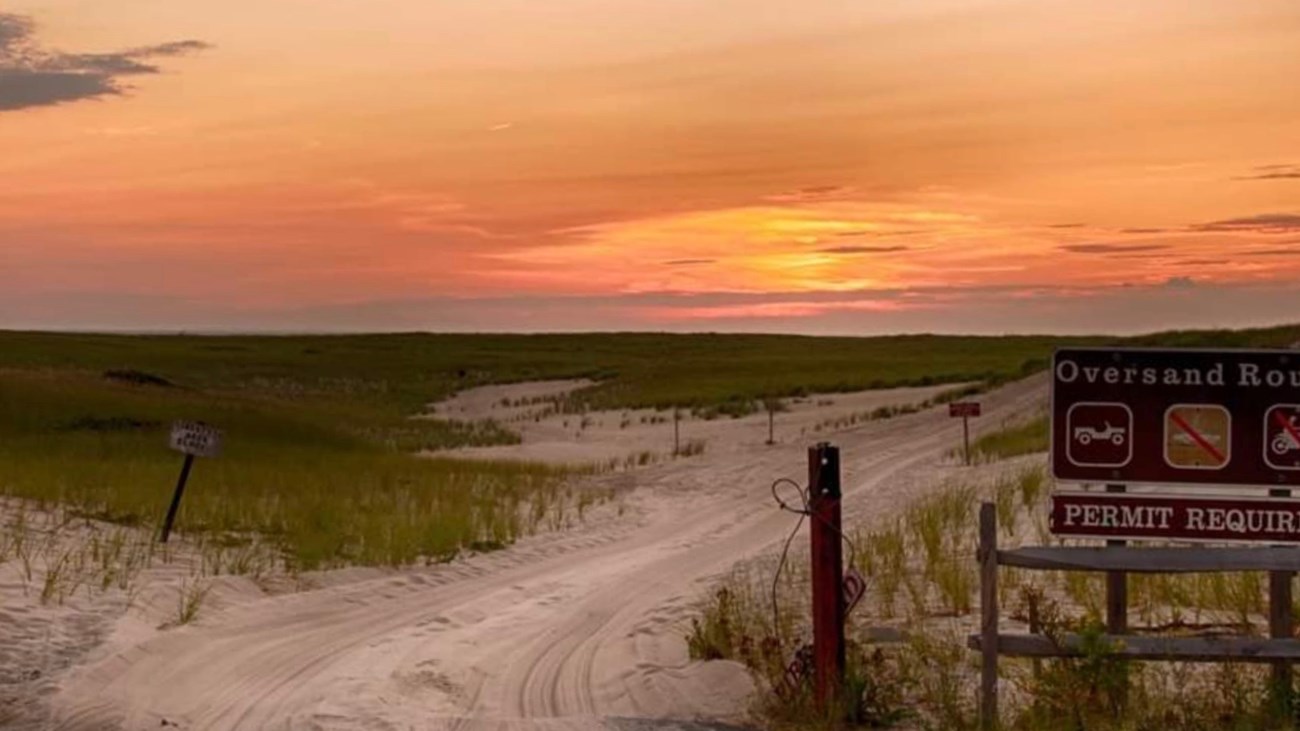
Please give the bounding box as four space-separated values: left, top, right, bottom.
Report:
1051 492 1300 544
949 402 981 418
1052 348 1300 487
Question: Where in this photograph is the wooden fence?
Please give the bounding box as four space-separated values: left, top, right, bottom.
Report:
970 501 1300 729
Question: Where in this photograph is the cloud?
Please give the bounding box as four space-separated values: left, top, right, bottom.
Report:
1242 247 1300 257
834 229 928 238
1164 276 1197 288
1120 227 1170 234
1193 213 1300 233
817 245 909 255
663 258 715 266
1060 243 1170 254
763 185 854 203
16 280 1300 336
0 12 209 111
1235 164 1300 181
1047 223 1087 229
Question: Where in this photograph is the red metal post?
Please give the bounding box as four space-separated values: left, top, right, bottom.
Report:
808 443 845 708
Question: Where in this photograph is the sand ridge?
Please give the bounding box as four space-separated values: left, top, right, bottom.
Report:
425 379 976 468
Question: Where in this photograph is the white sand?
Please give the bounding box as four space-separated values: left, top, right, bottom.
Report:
424 379 976 469
6 375 1047 729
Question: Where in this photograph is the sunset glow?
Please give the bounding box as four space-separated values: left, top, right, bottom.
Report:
2 0 1298 332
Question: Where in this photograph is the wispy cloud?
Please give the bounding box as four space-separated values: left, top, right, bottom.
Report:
817 245 909 255
763 185 854 203
834 229 929 238
1060 243 1170 254
0 12 209 112
663 258 715 266
1193 213 1300 233
1242 247 1300 257
1234 164 1300 181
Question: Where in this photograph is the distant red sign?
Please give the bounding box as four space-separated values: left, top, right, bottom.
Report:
1051 492 1300 544
949 402 981 418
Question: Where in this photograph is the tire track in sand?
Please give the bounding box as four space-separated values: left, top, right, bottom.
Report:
49 376 1045 729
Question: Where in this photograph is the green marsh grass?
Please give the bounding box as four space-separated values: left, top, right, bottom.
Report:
0 330 1091 424
0 369 571 570
968 414 1049 463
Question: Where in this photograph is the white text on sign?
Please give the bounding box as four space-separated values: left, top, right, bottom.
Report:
169 421 223 458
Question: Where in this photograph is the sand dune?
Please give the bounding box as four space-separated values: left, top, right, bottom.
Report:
426 379 973 468
11 376 1046 729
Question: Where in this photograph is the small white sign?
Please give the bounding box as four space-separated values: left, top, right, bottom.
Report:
169 421 223 458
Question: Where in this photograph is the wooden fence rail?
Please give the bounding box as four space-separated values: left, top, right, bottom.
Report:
973 501 1300 729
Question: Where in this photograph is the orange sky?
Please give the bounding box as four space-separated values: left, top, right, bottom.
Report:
1 0 1298 333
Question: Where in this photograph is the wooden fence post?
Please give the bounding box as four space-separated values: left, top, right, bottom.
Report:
979 502 998 729
1270 487 1294 719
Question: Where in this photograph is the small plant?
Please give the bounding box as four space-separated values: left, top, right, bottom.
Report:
175 577 212 626
906 630 979 730
1017 466 1047 509
994 477 1018 537
676 439 707 458
1016 615 1130 730
865 525 906 617
686 587 741 661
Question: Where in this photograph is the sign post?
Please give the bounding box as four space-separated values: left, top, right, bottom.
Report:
808 442 845 708
673 408 680 456
950 402 982 465
1051 346 1300 719
161 421 222 543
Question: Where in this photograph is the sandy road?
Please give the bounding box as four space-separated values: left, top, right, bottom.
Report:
48 377 1045 730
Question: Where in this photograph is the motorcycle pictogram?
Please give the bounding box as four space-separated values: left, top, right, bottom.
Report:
1272 418 1300 456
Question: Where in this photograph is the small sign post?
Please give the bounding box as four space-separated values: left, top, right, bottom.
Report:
950 402 982 465
161 421 222 543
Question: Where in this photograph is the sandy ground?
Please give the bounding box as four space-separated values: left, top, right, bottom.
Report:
5 375 1048 730
425 379 974 468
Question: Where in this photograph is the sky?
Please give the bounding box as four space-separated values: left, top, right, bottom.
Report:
1 0 1298 334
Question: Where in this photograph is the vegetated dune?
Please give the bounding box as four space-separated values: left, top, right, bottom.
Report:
6 375 1047 729
424 379 975 469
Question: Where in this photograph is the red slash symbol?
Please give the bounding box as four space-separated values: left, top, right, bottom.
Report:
1275 411 1300 453
1170 411 1226 464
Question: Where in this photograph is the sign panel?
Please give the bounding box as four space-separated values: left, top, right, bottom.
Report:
169 421 223 458
949 401 981 418
1051 492 1300 544
1052 348 1300 487
1265 405 1300 471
